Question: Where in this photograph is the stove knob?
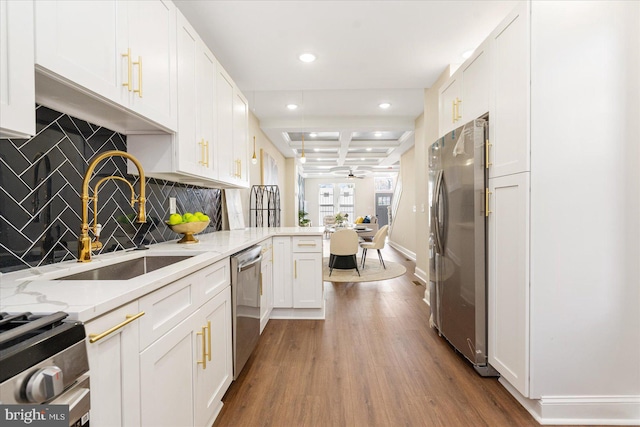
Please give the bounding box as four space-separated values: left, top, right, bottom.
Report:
25 366 64 403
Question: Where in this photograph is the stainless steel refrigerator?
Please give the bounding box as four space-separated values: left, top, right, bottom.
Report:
429 117 497 376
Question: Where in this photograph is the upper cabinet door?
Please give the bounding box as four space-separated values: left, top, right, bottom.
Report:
34 0 125 104
232 90 249 187
439 75 461 136
489 2 530 178
126 0 177 131
216 65 235 183
461 41 490 122
0 0 35 138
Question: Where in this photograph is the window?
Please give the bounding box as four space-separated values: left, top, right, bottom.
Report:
318 183 355 221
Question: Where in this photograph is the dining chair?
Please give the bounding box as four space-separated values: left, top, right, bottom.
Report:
323 215 336 239
360 225 389 269
329 229 360 276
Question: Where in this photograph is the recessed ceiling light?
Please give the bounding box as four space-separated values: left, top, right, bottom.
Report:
309 132 317 137
299 53 316 63
314 148 319 152
361 158 365 161
378 102 391 109
286 104 298 110
374 132 382 137
462 50 474 60
366 147 372 151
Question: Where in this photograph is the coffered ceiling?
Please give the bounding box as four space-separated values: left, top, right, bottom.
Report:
174 1 516 178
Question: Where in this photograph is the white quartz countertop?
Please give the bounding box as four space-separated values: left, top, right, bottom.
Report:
0 227 324 322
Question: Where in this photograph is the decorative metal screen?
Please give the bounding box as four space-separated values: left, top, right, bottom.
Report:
249 185 281 227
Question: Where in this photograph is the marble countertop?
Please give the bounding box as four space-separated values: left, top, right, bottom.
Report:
0 227 324 322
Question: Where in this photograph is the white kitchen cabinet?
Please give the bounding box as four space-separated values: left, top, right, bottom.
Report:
140 309 199 427
140 285 231 427
292 251 323 308
272 236 324 310
260 240 273 333
488 2 530 178
0 0 35 138
85 301 142 427
194 287 232 427
124 0 177 130
231 89 250 187
438 40 490 136
216 65 235 183
272 236 292 308
34 0 177 132
487 172 530 397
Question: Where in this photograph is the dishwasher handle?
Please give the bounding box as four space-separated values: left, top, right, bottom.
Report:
238 254 262 272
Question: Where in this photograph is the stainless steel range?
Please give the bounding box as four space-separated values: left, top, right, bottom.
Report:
0 312 90 426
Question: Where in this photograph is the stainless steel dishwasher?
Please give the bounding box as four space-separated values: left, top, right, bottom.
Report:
230 245 262 379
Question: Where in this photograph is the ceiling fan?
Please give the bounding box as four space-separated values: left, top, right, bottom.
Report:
346 169 365 179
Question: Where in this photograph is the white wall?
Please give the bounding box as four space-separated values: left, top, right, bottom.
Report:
529 0 639 409
388 146 416 257
304 177 375 227
243 111 292 226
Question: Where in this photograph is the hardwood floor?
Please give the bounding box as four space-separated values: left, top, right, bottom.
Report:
214 245 541 426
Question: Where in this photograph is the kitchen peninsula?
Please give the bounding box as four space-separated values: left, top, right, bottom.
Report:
0 227 324 426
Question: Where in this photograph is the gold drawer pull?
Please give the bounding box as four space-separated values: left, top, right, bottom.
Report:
485 188 493 217
297 243 316 247
89 311 145 343
122 48 132 91
206 320 211 362
197 324 207 369
133 56 142 98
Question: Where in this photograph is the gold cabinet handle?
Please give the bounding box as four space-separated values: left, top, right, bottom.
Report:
122 48 132 91
294 260 297 278
485 188 493 217
197 325 207 369
451 100 456 123
297 243 316 247
198 139 205 165
206 320 211 362
455 97 462 120
89 311 145 343
133 56 142 98
485 139 493 169
205 141 210 167
238 159 242 179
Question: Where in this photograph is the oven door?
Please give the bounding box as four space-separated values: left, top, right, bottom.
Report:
52 373 90 426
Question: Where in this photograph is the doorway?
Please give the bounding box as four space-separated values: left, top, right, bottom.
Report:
375 193 392 227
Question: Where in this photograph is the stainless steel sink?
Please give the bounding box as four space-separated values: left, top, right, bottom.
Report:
56 256 193 281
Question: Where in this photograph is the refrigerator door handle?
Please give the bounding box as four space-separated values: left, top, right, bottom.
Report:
433 171 444 255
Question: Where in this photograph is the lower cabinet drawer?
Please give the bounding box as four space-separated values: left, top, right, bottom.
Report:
292 236 322 252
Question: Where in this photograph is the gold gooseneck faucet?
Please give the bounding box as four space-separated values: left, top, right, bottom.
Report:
79 150 146 262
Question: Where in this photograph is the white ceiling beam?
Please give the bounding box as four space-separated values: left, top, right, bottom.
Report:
337 132 352 167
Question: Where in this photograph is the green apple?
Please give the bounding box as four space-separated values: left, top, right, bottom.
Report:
200 214 210 222
183 212 194 221
187 215 201 222
168 213 183 225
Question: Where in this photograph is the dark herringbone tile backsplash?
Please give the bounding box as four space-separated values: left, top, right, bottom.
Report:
0 105 222 273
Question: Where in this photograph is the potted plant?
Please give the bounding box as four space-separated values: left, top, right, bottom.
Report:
298 210 311 227
334 212 349 227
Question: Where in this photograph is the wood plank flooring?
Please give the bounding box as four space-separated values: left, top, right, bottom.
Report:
213 245 544 426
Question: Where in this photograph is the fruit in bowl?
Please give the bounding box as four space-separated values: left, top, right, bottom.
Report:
166 212 210 244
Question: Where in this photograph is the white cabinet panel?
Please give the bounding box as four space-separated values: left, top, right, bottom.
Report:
293 252 323 308
195 287 232 426
231 90 249 187
85 301 141 427
34 0 123 104
272 237 292 308
461 44 490 122
0 0 35 138
488 172 529 397
140 310 198 427
439 76 461 136
126 0 177 129
216 65 235 182
490 3 530 177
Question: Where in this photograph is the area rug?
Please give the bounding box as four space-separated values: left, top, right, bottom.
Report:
322 257 406 283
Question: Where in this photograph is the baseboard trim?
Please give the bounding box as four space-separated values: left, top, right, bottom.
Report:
387 240 416 261
499 378 640 425
414 267 427 283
